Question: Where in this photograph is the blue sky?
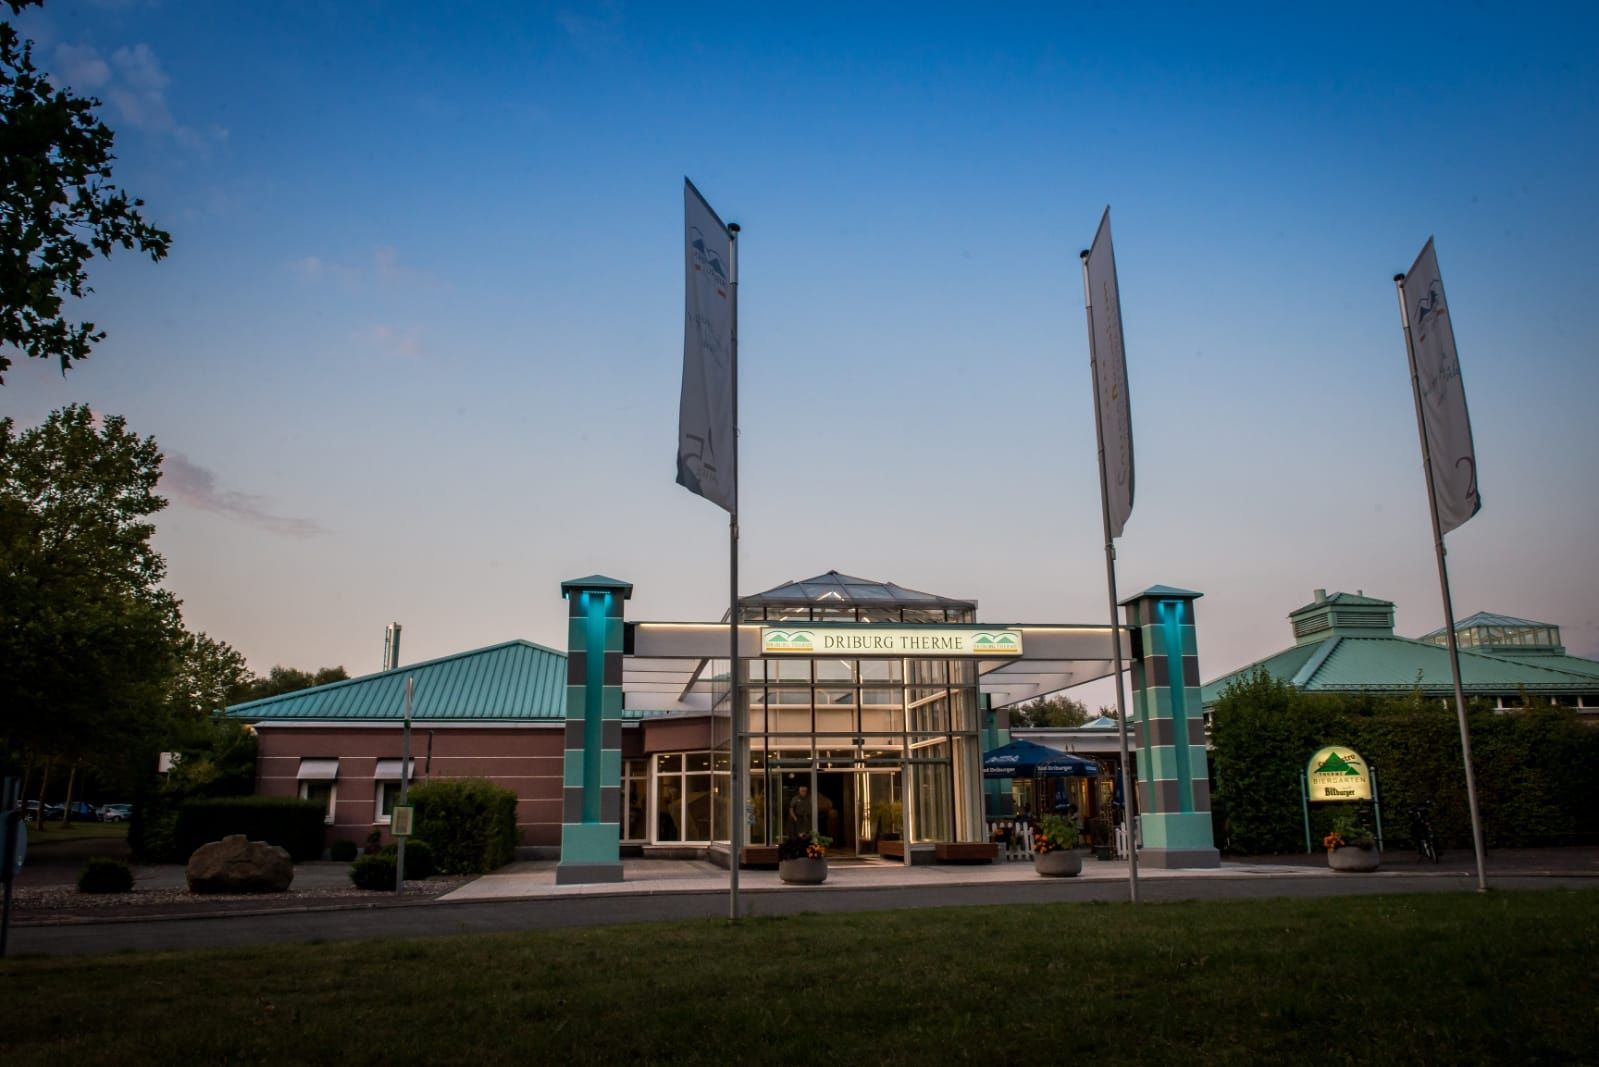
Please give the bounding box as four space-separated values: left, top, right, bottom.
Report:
6 2 1598 689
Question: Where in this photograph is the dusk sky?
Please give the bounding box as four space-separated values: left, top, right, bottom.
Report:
6 2 1597 696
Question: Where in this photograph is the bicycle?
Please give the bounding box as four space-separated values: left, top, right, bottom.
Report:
1408 803 1441 863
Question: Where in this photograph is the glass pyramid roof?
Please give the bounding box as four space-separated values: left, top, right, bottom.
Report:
740 570 975 610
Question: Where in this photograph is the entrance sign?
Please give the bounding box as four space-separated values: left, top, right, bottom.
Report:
1306 746 1373 802
761 626 1023 657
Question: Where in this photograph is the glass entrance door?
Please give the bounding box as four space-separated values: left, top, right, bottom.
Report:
858 770 902 856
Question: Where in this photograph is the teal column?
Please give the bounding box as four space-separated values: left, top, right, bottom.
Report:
1120 585 1219 869
556 574 632 885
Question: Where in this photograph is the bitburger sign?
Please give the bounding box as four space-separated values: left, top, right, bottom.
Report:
1305 746 1373 802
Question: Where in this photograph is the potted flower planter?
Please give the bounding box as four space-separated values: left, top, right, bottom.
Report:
1327 846 1379 872
1034 850 1083 877
778 857 828 885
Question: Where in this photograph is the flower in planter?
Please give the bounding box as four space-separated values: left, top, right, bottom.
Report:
776 832 831 861
1031 814 1080 855
1324 813 1376 851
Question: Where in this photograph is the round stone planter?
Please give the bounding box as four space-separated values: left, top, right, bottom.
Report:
778 857 828 885
1327 846 1380 872
1034 850 1083 877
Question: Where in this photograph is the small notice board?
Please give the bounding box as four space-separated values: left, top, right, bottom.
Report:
391 805 414 837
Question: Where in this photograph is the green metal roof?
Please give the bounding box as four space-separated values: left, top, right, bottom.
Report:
1288 591 1394 617
226 640 569 722
1204 634 1599 706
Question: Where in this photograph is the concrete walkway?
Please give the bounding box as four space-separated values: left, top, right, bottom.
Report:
439 854 1346 902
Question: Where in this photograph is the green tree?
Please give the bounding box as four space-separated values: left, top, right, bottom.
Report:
1010 695 1092 728
0 404 182 788
171 630 254 718
237 664 350 703
1 0 171 382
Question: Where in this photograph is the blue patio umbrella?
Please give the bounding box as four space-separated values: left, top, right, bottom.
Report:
982 739 1100 779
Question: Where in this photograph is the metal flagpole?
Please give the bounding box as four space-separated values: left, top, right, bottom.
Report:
728 222 742 920
395 675 413 895
1082 250 1139 904
1394 273 1488 893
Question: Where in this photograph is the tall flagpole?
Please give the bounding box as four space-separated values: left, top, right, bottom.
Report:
1082 249 1139 904
728 222 742 919
1395 272 1488 893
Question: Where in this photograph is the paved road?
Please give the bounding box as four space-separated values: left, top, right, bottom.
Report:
8 868 1592 958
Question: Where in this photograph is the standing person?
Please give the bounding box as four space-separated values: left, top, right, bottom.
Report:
788 784 813 837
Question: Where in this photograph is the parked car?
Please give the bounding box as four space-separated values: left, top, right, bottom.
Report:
98 803 133 822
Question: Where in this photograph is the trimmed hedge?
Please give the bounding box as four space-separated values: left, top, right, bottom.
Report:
381 839 435 879
175 797 327 863
408 778 518 874
350 853 396 891
1211 672 1599 854
78 857 134 894
349 843 435 890
329 839 359 862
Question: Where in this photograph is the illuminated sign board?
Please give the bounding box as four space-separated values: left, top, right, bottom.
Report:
761 626 1024 657
1306 746 1373 802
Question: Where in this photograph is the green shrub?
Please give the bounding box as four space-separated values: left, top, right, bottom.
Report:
329 839 359 862
409 778 518 874
1212 672 1599 853
380 838 434 879
176 796 326 862
350 853 396 891
77 857 134 894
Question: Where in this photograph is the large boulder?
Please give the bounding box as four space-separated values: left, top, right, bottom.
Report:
186 834 294 894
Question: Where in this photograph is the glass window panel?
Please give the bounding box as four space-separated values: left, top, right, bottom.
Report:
858 659 901 681
816 658 855 682
625 777 647 841
912 761 953 842
683 774 713 840
656 776 682 841
815 687 855 706
775 659 811 682
815 707 855 734
687 752 711 772
712 774 732 842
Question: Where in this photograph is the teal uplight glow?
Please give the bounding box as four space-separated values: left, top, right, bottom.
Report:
1160 599 1194 813
582 591 610 823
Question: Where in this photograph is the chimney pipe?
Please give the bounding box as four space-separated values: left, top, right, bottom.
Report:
1314 589 1327 604
384 622 402 671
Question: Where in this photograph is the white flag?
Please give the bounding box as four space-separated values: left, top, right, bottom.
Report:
1084 207 1134 538
1402 238 1481 535
677 179 735 512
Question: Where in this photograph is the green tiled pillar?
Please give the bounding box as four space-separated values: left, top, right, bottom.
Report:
556 574 632 885
1121 585 1219 869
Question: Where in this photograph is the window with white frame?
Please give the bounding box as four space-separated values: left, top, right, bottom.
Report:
373 758 415 825
297 758 339 824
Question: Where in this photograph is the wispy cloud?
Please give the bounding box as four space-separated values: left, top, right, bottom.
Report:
365 323 427 359
293 246 433 290
163 453 325 538
50 39 218 147
53 43 111 89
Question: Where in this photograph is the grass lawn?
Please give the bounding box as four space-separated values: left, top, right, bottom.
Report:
4 890 1595 1064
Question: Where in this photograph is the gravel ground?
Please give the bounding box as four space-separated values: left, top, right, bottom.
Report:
10 876 473 923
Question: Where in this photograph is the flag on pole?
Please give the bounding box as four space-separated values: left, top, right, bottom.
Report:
1402 238 1481 535
1085 207 1134 537
677 179 736 513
